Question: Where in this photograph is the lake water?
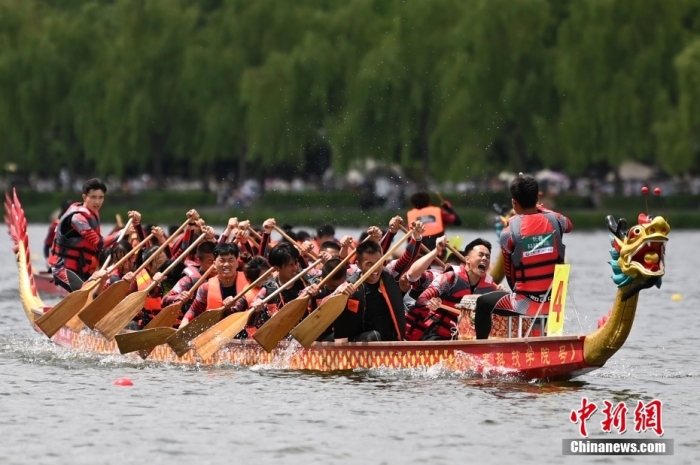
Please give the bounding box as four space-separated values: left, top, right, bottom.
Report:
0 224 698 464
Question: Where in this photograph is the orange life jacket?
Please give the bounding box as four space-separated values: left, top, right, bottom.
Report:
407 206 444 237
205 273 250 310
135 269 162 313
507 212 565 307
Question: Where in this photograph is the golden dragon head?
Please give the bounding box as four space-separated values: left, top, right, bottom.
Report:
606 213 669 298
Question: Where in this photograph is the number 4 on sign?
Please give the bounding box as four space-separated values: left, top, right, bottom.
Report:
546 264 570 336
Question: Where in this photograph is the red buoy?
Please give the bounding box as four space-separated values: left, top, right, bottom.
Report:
654 187 661 195
114 377 133 386
641 186 649 194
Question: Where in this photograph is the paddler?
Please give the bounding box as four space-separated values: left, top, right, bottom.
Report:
247 242 326 330
49 178 140 292
472 174 572 339
406 190 462 251
406 238 506 341
330 221 425 342
178 242 243 328
161 241 216 309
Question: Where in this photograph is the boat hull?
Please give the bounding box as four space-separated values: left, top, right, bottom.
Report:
37 315 597 380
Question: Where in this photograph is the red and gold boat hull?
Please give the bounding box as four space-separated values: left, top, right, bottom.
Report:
32 310 597 380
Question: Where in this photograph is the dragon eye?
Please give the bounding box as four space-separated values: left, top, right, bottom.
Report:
628 227 641 238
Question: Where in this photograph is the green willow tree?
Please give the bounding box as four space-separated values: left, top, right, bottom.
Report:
551 0 689 175
2 0 700 183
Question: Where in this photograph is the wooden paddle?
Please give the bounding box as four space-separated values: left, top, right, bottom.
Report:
35 217 133 338
115 327 176 355
189 267 277 360
79 218 189 328
128 264 216 359
274 225 319 260
291 230 413 348
77 232 157 329
445 243 467 263
251 239 368 353
146 264 216 330
94 233 208 340
116 213 124 228
399 224 446 268
165 267 277 357
223 257 317 352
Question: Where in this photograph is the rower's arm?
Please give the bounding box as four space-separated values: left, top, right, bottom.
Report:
182 284 209 323
385 236 421 278
499 228 515 289
440 200 462 226
414 271 455 308
161 276 193 307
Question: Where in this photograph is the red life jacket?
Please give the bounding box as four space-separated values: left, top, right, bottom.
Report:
507 212 565 303
49 203 101 277
135 269 162 322
407 206 444 237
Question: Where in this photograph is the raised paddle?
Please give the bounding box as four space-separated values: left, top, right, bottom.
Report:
291 230 413 348
399 224 446 268
77 232 157 329
165 267 277 357
190 267 277 360
445 243 467 263
253 258 321 352
79 218 190 328
274 225 319 260
94 233 209 340
35 217 134 338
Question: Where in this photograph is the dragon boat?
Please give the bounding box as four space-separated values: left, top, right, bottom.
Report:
4 190 669 381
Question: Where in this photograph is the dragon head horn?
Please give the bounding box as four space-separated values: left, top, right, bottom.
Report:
605 215 628 239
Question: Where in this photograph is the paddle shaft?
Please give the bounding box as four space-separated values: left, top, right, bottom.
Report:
146 234 208 292
98 217 133 272
399 225 445 268
184 264 216 299
261 258 322 305
445 243 467 263
274 225 319 261
313 235 372 290
195 267 275 317
132 218 190 277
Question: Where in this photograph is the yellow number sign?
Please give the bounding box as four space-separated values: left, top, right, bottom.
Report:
546 264 570 336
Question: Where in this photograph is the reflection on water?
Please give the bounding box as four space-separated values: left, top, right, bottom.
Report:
1 226 699 463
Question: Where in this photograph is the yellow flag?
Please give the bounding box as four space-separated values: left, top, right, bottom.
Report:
546 264 570 336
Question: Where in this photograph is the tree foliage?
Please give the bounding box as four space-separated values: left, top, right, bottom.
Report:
1 0 699 182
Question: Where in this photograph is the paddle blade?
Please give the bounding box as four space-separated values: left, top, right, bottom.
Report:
64 314 85 333
115 327 176 355
143 302 182 330
93 290 148 341
253 297 310 353
78 280 130 329
35 289 90 338
291 294 349 348
192 310 252 361
165 309 226 357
